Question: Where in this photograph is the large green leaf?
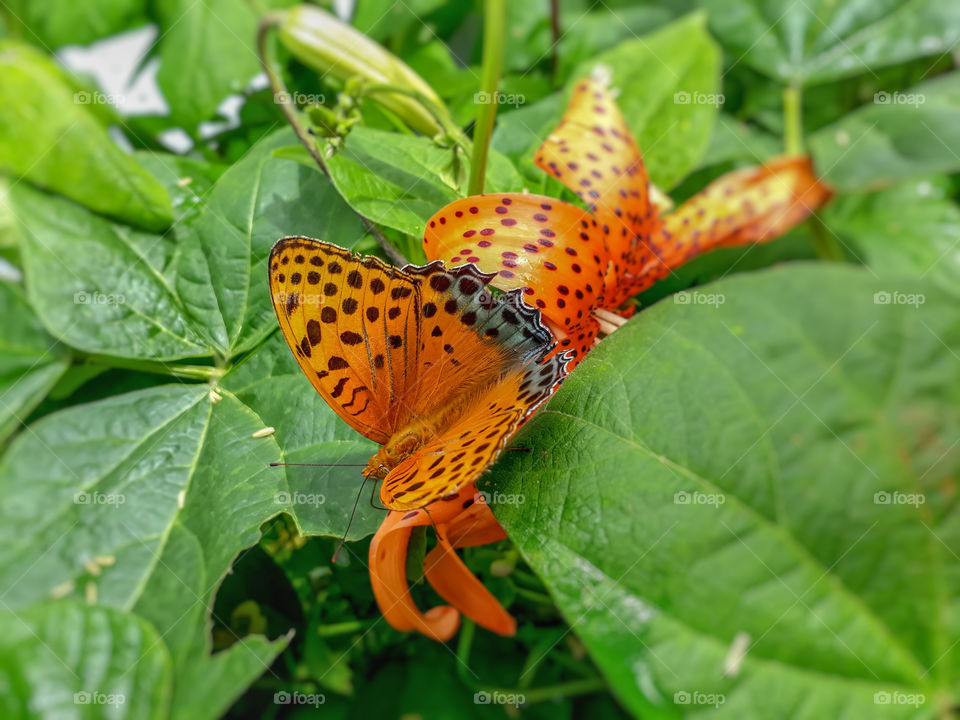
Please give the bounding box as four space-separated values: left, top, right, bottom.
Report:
12 185 212 361
325 126 523 238
824 177 960 297
0 281 69 443
492 265 959 718
809 72 960 191
155 0 264 129
700 0 960 84
174 130 367 356
222 332 384 541
0 383 292 718
0 602 172 720
0 41 173 231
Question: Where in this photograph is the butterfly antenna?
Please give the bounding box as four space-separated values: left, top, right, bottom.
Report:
367 478 389 511
270 462 367 467
333 478 367 564
421 505 441 537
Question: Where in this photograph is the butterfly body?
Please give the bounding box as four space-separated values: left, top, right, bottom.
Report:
269 237 571 511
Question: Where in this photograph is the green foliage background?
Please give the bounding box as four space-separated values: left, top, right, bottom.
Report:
0 1 959 718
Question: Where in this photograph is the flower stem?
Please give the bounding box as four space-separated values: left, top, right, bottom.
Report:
315 619 370 637
467 0 506 196
456 618 607 703
782 84 803 155
808 213 846 262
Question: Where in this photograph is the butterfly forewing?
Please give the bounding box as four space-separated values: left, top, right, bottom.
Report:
269 237 420 444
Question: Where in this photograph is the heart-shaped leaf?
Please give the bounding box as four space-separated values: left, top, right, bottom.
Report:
491 264 959 718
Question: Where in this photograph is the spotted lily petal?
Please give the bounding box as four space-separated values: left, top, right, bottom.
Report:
368 482 515 641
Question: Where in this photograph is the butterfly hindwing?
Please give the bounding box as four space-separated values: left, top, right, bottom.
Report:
380 350 572 510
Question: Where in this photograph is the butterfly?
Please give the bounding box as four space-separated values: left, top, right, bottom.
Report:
268 237 572 512
423 76 831 366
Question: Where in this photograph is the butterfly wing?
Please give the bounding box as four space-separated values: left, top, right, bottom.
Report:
269 237 424 444
380 350 571 510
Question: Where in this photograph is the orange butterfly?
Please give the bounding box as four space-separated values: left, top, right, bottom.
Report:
424 77 832 366
268 237 571 511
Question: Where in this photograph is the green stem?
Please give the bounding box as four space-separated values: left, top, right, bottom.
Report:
456 618 606 703
468 0 506 196
316 619 370 637
782 84 803 155
79 355 225 381
511 584 555 606
808 213 846 262
256 13 408 266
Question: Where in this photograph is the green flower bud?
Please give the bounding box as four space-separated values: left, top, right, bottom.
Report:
278 5 446 135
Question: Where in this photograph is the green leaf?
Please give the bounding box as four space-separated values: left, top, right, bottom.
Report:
154 0 264 129
824 177 960 296
133 152 226 225
809 72 960 192
0 383 290 718
0 601 172 720
0 281 69 443
700 0 960 85
0 41 173 231
222 332 384 541
12 184 212 360
325 126 523 238
174 129 368 356
4 0 148 49
492 264 960 718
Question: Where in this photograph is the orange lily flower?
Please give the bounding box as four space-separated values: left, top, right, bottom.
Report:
368 481 516 641
423 76 832 366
